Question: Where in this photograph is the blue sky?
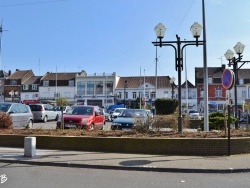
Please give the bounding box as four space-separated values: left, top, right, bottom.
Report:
1 0 250 85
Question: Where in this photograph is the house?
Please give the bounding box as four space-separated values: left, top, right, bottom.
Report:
181 80 197 113
75 71 117 107
39 71 77 105
195 64 250 113
21 76 42 104
4 69 34 103
115 76 175 109
0 70 9 102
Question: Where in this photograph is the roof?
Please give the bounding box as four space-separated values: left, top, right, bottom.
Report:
181 80 195 88
22 76 42 85
41 72 77 81
6 70 34 80
116 76 171 88
195 66 225 78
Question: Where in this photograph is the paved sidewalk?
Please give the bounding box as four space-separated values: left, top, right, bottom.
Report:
0 147 250 173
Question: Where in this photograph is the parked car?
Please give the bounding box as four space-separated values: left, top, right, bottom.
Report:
103 108 111 121
145 110 154 119
29 104 58 122
0 102 34 128
56 105 105 130
239 112 250 123
111 108 126 120
188 110 200 119
54 106 71 114
107 104 126 113
111 109 149 130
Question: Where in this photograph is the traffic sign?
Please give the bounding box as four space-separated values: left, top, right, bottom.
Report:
222 69 234 90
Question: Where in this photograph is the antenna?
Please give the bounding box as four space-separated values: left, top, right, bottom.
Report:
217 56 224 66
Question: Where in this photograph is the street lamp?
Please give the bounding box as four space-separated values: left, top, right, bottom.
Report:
224 42 250 129
124 80 127 106
152 22 204 133
170 76 176 99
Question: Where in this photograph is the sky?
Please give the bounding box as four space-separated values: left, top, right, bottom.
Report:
0 0 250 85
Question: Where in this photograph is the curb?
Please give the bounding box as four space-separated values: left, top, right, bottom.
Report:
1 159 250 173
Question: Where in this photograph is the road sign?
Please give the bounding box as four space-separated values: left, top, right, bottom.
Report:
222 69 234 90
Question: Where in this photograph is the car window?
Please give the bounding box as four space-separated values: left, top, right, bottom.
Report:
19 104 29 113
9 104 20 113
29 105 42 111
0 104 11 112
70 107 93 115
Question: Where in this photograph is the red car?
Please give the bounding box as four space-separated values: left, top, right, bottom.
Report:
56 105 105 130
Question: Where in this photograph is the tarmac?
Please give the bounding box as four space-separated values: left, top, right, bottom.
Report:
1 147 250 173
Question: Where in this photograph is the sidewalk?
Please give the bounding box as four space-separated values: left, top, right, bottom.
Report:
1 147 250 173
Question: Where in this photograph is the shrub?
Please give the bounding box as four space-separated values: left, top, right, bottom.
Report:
155 99 178 115
133 116 154 133
0 112 13 129
151 115 178 131
202 112 237 130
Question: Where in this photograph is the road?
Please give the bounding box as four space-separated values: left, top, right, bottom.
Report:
32 120 112 130
0 162 250 188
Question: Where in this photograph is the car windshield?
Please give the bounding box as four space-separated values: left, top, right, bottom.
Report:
67 106 93 115
119 110 146 118
114 109 124 113
0 103 11 112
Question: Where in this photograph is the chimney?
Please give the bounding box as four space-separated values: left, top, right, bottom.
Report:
8 70 11 76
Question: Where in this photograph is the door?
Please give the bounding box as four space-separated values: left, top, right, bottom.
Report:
8 104 21 128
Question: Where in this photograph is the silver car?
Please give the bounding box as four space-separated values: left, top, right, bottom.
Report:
0 102 34 128
29 104 58 122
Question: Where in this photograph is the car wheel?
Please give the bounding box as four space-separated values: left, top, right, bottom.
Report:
27 120 33 129
43 116 48 123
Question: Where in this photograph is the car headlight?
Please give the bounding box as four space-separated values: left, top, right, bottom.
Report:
112 122 122 126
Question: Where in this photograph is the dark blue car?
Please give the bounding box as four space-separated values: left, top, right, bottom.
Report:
111 109 148 130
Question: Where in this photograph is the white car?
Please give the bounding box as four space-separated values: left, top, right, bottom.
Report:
188 110 200 119
111 108 126 120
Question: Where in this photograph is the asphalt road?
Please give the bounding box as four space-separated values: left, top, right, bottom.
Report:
1 162 250 188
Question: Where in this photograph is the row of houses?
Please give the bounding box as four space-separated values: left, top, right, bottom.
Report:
1 64 250 113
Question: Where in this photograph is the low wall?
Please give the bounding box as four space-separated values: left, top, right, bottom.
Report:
1 134 250 156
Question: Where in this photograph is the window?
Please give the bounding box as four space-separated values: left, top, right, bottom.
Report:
105 81 113 94
242 90 247 98
132 92 136 98
87 81 95 95
77 81 85 95
23 85 28 90
125 92 128 98
43 81 49 86
10 80 17 85
208 77 213 84
69 80 74 86
117 92 122 98
95 81 103 94
215 88 222 97
32 84 37 90
239 79 244 85
164 91 168 98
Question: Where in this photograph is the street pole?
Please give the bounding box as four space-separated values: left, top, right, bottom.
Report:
152 22 204 133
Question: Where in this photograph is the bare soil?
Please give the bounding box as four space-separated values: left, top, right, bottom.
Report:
1 128 250 138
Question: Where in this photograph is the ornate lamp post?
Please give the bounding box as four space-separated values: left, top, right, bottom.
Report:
152 22 204 133
224 42 250 129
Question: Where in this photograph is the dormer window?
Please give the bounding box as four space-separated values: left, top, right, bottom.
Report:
10 80 17 85
43 81 49 86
